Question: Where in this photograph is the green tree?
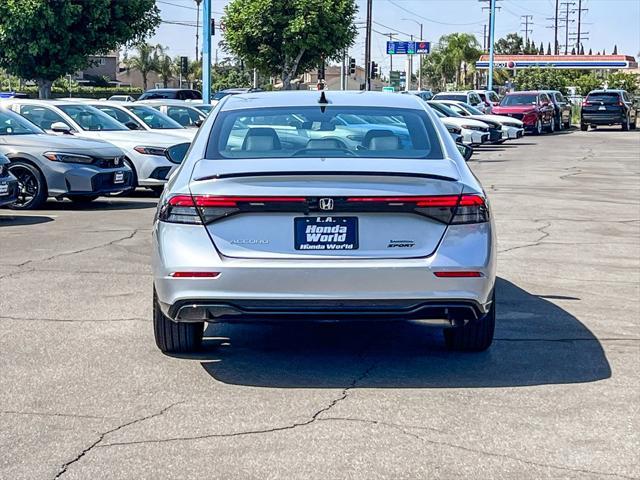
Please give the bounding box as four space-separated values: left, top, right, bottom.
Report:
157 49 174 88
515 67 569 92
438 33 482 88
223 0 358 89
126 43 162 91
607 71 639 94
495 33 524 55
575 73 601 95
0 0 159 98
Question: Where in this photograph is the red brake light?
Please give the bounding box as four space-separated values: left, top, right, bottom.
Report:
170 271 220 278
194 196 306 207
346 196 460 207
434 271 483 278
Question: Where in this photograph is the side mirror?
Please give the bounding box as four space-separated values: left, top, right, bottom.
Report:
51 122 72 134
124 121 140 130
456 142 473 161
165 142 191 164
194 119 204 127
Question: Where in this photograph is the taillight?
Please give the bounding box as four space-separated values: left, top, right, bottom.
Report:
158 195 306 224
346 194 488 224
582 100 590 107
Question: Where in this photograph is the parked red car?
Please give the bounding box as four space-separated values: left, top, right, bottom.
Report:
492 91 556 134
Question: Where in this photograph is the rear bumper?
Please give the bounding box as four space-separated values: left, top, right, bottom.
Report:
152 221 497 323
165 298 487 325
582 114 624 125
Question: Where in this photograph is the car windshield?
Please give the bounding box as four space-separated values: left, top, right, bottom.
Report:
434 94 466 102
206 106 443 160
194 105 213 114
500 94 538 106
0 109 44 135
125 105 184 129
57 105 128 131
428 102 462 117
461 103 484 115
587 92 620 104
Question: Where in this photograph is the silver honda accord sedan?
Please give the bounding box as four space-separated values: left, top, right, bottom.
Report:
152 91 496 353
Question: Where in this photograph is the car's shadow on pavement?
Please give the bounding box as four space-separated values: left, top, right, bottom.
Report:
195 278 611 388
0 213 54 226
36 197 158 211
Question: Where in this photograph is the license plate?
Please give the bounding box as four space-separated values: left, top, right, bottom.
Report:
0 183 8 196
294 217 358 251
598 106 606 111
114 171 125 184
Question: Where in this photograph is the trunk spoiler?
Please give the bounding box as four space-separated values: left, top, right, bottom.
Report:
195 171 457 182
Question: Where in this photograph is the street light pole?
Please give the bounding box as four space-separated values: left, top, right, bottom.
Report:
487 0 497 90
364 0 373 90
202 0 211 103
402 18 424 90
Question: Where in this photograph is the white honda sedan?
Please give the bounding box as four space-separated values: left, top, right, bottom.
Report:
152 91 497 353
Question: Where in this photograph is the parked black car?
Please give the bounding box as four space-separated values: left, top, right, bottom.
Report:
0 153 19 208
581 89 637 131
544 90 572 130
212 87 263 101
138 89 202 101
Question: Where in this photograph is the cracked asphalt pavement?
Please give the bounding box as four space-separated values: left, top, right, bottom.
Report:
1 128 639 479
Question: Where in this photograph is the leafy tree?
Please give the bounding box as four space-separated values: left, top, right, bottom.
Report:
515 67 569 92
571 47 576 55
575 73 601 95
607 72 639 94
223 0 358 89
212 61 252 91
579 44 584 55
588 48 593 55
539 42 544 55
126 43 161 91
495 33 524 55
547 43 552 55
0 0 159 98
612 45 618 55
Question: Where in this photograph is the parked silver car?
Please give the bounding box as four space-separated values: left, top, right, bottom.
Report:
136 100 206 129
151 91 497 353
0 108 131 209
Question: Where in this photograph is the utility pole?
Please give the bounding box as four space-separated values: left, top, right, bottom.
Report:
364 0 373 91
554 0 559 54
195 0 202 62
482 24 487 52
487 0 497 90
520 15 533 44
480 0 501 53
202 0 211 103
340 50 346 90
560 2 575 55
574 0 588 50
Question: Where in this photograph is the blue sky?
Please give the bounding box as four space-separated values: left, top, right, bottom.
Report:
150 0 640 75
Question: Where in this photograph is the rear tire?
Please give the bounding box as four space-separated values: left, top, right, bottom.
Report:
443 293 495 352
622 116 630 131
554 115 562 131
153 289 203 353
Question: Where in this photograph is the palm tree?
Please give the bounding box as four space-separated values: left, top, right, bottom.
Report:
126 42 161 90
439 33 481 88
157 47 174 87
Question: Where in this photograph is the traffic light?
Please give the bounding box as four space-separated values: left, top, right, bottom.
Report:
180 56 189 76
370 61 379 79
349 57 356 75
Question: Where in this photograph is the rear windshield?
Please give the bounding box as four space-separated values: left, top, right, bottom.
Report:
126 105 184 129
434 94 466 102
500 94 538 106
205 106 443 160
586 92 621 104
57 105 128 131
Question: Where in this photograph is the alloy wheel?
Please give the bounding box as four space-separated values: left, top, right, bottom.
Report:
9 165 39 208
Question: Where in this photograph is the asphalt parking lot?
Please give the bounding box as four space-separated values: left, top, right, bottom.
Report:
1 128 639 479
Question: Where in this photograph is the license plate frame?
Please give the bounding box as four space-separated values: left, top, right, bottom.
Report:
113 171 125 184
294 216 358 251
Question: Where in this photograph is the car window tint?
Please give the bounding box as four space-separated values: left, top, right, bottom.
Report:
57 105 128 131
0 109 44 135
206 106 443 160
587 92 620 104
126 105 184 129
167 106 201 127
500 94 538 106
19 105 68 130
94 106 136 125
434 94 466 102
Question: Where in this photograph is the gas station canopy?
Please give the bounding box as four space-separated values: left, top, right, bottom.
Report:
476 54 638 70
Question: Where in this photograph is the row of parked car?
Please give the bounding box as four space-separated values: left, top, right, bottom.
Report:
0 96 210 209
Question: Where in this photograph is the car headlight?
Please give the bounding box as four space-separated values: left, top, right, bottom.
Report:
134 146 167 156
462 125 487 131
43 152 94 164
447 126 461 134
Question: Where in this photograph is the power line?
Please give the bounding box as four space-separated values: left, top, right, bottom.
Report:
387 0 486 26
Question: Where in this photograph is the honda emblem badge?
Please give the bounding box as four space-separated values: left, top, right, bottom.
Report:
319 198 334 211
